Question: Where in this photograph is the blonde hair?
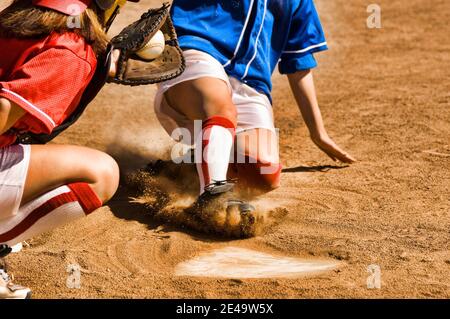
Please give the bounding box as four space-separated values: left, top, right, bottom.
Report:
0 0 109 55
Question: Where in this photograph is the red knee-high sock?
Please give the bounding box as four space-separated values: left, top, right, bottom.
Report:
195 116 236 194
0 183 102 247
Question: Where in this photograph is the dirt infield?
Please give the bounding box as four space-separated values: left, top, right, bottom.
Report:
4 0 450 298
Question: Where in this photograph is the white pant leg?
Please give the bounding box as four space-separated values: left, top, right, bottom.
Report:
0 144 30 221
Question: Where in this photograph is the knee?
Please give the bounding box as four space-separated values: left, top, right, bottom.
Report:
89 152 120 203
221 105 237 126
210 102 238 127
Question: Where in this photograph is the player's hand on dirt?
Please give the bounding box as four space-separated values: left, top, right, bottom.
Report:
311 133 356 164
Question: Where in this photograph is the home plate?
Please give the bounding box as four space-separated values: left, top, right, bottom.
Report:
175 247 338 279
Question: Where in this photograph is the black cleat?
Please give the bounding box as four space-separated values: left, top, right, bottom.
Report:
0 245 12 259
203 180 235 195
191 180 255 217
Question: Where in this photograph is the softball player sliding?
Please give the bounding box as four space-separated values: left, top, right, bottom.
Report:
154 0 356 215
0 0 139 299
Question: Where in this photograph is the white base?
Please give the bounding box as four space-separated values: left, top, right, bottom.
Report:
175 247 338 279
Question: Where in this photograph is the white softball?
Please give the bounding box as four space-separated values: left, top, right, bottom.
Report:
136 30 165 60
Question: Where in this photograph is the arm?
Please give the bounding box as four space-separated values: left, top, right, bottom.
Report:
288 69 356 163
0 97 25 135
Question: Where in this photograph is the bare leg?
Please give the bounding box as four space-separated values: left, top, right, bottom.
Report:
165 78 281 194
165 77 237 194
230 128 281 194
235 128 280 165
165 77 236 124
1 145 119 247
23 144 119 204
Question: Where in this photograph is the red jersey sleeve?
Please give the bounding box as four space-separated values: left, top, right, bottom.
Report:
0 46 94 134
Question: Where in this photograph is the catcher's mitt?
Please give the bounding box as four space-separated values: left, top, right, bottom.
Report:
108 2 185 86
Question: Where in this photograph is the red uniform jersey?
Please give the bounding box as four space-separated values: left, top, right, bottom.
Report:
0 32 97 147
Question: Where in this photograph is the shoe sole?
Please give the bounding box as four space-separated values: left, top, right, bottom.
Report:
206 183 235 195
3 291 32 299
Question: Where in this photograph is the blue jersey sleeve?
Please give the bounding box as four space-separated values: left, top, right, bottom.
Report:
278 0 328 74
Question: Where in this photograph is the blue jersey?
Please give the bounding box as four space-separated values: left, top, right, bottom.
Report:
171 0 328 101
